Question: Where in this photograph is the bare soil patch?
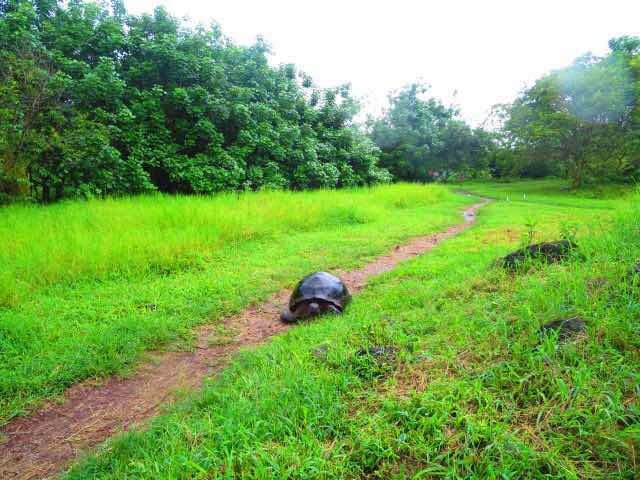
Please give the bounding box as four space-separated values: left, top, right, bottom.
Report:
0 198 489 480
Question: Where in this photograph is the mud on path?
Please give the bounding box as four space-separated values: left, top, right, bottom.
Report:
0 197 490 480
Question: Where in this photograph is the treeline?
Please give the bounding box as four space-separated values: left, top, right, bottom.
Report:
493 36 640 186
0 0 495 203
1 0 392 202
370 36 640 188
1 1 637 203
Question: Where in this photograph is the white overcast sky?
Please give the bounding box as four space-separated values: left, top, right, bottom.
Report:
124 1 640 126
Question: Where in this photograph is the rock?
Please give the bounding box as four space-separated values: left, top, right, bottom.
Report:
503 240 578 270
539 317 586 343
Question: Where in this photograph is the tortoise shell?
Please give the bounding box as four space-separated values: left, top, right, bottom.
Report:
289 271 351 311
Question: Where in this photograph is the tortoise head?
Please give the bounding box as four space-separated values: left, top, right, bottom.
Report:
307 302 321 316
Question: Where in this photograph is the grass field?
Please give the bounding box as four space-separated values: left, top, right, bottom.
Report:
0 184 472 425
59 180 639 479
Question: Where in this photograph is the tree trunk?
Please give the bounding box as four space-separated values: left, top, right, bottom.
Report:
42 184 50 203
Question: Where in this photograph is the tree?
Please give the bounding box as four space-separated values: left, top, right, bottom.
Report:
499 39 639 186
369 83 493 182
0 44 69 199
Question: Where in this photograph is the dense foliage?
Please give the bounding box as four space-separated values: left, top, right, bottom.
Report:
2 1 636 202
494 36 640 186
368 84 495 182
0 0 390 202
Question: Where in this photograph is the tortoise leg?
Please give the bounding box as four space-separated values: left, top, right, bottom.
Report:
327 304 342 315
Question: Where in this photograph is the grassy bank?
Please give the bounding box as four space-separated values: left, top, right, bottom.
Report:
0 184 470 424
66 181 638 479
2 185 460 307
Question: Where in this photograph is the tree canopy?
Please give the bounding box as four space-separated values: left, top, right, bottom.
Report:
368 84 495 182
0 0 390 202
495 36 640 186
1 1 637 202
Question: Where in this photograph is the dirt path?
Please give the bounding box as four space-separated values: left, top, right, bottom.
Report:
0 196 490 480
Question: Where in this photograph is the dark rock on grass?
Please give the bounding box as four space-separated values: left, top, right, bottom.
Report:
503 240 578 270
356 346 398 361
539 317 587 343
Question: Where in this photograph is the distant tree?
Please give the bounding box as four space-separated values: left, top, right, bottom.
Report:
609 35 640 56
499 38 639 186
369 83 494 182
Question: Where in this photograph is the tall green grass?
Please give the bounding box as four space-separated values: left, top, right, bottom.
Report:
65 183 638 479
0 183 468 424
0 185 448 307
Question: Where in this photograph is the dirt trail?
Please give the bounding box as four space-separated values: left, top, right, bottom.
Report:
0 196 490 480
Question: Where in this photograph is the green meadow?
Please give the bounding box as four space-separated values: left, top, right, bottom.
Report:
1 181 638 478
0 184 470 425
57 180 638 479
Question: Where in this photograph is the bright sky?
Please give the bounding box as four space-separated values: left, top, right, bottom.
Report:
125 0 640 126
